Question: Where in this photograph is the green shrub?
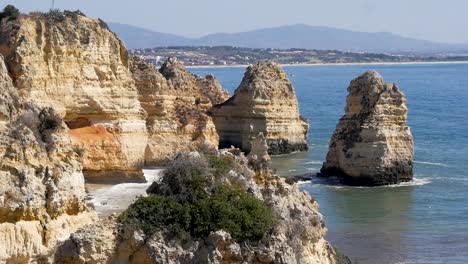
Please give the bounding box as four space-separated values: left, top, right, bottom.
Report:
207 155 232 178
45 9 66 23
0 5 20 21
121 187 273 243
119 196 191 239
122 152 273 243
148 153 213 203
191 186 273 241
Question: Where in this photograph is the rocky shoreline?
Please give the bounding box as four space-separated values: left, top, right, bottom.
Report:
0 7 413 263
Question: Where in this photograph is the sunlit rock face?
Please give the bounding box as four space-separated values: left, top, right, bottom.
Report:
0 55 96 263
56 149 337 264
0 12 147 183
130 56 230 165
321 70 414 186
210 61 309 155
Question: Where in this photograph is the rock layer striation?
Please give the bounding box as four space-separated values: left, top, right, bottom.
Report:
0 55 96 263
130 56 229 165
0 12 147 183
210 61 309 155
321 70 414 186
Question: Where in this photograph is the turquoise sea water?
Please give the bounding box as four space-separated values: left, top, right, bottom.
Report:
192 63 468 264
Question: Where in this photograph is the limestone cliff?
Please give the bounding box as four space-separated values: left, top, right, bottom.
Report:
321 70 414 186
56 146 337 264
210 61 309 155
0 55 96 263
0 11 147 183
130 56 229 165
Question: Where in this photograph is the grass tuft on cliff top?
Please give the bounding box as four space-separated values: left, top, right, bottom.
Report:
119 152 274 243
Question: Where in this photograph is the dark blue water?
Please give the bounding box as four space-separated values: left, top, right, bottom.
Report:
192 63 468 264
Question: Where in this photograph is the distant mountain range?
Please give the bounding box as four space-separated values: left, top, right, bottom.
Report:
109 23 468 54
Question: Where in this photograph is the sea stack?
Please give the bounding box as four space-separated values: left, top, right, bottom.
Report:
0 12 148 183
210 61 309 155
130 56 230 164
321 70 414 186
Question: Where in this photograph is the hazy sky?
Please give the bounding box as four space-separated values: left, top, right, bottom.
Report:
1 0 466 43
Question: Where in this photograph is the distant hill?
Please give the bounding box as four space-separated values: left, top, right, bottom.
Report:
109 23 193 49
108 23 468 54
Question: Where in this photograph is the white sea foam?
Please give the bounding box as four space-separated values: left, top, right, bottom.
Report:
302 160 323 165
88 169 164 216
385 178 432 188
327 177 432 189
295 175 432 189
414 160 449 167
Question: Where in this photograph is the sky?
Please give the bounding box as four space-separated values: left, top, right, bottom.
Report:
1 0 466 43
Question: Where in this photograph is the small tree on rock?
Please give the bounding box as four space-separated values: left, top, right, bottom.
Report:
0 5 20 21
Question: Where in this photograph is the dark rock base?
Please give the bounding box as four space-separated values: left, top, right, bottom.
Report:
218 138 308 155
267 139 308 155
318 166 413 187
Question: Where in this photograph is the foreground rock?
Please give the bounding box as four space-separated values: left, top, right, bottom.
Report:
210 61 309 155
0 11 147 183
321 70 414 186
57 147 337 263
131 56 229 165
0 55 96 263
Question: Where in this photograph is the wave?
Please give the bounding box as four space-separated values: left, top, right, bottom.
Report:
385 178 432 188
414 161 449 167
298 176 431 189
302 160 323 165
89 169 164 216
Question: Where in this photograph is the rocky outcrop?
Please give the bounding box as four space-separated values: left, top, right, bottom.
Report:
0 55 96 263
130 56 229 165
0 12 147 183
210 61 309 155
320 70 414 186
56 148 336 264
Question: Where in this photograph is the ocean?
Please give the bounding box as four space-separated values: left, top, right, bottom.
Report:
191 63 468 264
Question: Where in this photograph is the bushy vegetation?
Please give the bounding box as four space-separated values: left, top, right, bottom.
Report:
121 153 274 243
0 5 20 21
191 186 273 241
45 9 66 23
207 154 233 178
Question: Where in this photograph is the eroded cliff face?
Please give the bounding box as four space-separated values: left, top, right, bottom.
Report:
0 55 96 263
321 70 414 186
0 12 147 183
56 147 336 263
130 56 229 165
210 61 309 155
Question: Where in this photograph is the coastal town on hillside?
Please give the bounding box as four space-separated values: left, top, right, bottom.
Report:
131 46 468 67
